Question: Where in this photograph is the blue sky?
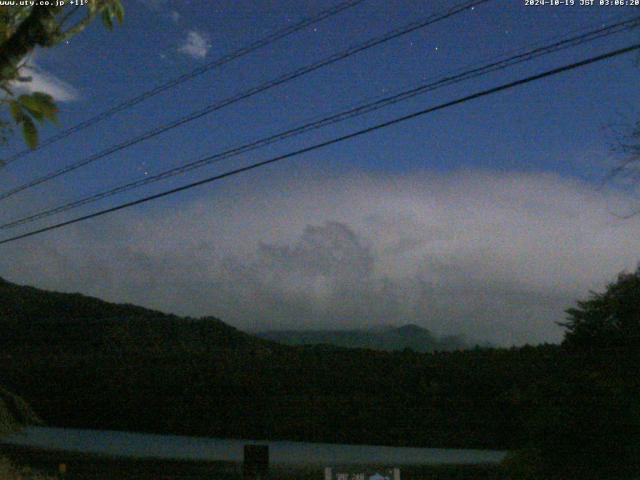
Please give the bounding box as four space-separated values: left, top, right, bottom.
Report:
1 0 640 344
6 0 640 193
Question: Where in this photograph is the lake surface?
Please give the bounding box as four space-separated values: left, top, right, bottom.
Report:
1 427 506 465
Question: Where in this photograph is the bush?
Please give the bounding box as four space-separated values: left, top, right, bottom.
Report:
0 456 55 480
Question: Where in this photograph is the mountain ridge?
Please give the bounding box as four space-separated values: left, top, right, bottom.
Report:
256 324 468 352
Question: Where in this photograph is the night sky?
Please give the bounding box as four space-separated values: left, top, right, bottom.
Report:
1 0 640 345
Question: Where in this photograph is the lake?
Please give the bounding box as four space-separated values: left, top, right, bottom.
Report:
1 427 506 465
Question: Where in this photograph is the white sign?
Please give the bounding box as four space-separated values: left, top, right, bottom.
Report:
324 467 400 480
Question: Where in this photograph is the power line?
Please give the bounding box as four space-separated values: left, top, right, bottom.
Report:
0 42 637 246
0 0 488 202
2 0 367 165
2 15 638 231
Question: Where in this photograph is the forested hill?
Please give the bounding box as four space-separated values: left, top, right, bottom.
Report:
0 276 157 321
0 276 558 450
0 276 265 354
2 269 639 478
257 324 468 352
4 270 637 479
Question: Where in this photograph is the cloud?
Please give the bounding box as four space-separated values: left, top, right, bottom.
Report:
1 168 639 346
11 64 78 102
179 30 211 59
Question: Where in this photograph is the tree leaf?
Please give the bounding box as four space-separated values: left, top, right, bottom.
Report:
113 1 124 24
18 94 44 121
30 91 54 104
31 92 58 122
101 9 114 31
21 115 38 149
9 101 23 123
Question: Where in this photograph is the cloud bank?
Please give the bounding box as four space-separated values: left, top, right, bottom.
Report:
2 168 638 346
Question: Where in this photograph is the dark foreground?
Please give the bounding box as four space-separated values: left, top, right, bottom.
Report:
1 444 506 480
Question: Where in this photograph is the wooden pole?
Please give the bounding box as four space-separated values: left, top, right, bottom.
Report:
243 444 269 480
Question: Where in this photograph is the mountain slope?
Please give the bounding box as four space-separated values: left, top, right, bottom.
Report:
257 324 468 352
0 276 267 355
